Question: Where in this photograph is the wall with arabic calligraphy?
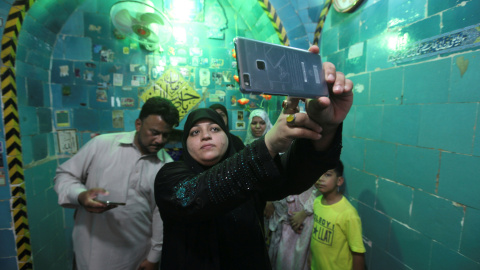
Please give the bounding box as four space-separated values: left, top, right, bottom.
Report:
320 0 480 269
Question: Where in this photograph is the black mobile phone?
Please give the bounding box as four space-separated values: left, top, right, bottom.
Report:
234 37 328 99
94 194 126 206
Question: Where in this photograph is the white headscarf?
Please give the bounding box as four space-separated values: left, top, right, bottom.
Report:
244 109 273 145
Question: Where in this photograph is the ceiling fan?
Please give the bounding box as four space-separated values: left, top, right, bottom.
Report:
110 0 173 51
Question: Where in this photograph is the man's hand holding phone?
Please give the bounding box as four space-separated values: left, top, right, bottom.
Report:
78 188 119 213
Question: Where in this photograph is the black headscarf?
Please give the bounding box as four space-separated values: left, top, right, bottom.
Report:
209 104 228 126
181 108 238 174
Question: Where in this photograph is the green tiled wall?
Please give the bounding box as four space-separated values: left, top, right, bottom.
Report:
328 0 480 268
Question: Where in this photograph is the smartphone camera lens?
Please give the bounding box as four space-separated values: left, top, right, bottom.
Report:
243 74 250 87
256 60 266 70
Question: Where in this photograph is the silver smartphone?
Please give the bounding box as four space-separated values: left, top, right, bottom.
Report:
94 194 126 206
234 37 328 98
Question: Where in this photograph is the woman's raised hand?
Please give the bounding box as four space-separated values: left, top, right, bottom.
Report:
264 112 322 157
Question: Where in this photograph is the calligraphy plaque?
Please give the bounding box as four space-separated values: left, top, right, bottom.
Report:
141 68 201 121
58 129 78 154
389 23 480 64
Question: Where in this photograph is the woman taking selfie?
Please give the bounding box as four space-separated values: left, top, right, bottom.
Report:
154 52 353 269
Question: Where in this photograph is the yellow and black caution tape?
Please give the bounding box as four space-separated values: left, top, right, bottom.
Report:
1 1 34 269
313 0 332 45
257 0 289 46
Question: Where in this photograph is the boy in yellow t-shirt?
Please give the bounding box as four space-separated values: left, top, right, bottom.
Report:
310 161 366 270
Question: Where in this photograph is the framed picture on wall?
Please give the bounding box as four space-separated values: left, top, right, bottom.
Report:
57 129 78 154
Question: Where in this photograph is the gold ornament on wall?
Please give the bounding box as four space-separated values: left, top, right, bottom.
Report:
333 0 364 13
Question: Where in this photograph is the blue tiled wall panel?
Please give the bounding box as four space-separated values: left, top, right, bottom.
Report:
356 203 390 251
53 36 65 59
339 16 360 50
345 43 366 75
0 200 12 228
285 24 307 41
281 13 303 33
96 0 118 14
62 84 89 108
0 257 17 270
37 108 53 133
306 4 322 22
365 140 396 180
60 11 84 36
387 0 426 29
124 109 141 132
320 27 339 57
50 84 64 108
475 113 480 156
418 103 476 154
21 15 57 45
428 0 464 15
430 241 480 270
324 49 345 74
342 108 355 136
98 110 124 133
359 0 388 42
350 73 370 105
32 133 49 162
276 2 295 21
83 12 112 40
341 136 365 170
438 152 480 209
0 229 16 257
450 51 480 103
395 145 439 193
375 178 413 224
369 245 407 270
343 168 376 207
26 78 46 107
403 58 451 104
18 105 39 136
25 46 52 70
26 3 51 24
25 161 57 198
388 221 431 270
72 108 101 131
441 0 480 34
21 136 35 166
370 68 403 105
51 60 75 84
399 15 441 43
15 75 28 107
64 36 93 61
289 37 310 50
365 33 395 72
354 105 383 140
16 61 49 81
410 190 463 248
381 104 421 146
78 0 98 13
460 206 480 262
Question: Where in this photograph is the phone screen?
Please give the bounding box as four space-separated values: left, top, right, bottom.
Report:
94 194 126 206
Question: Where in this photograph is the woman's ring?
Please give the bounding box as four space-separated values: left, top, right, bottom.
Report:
286 114 296 126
